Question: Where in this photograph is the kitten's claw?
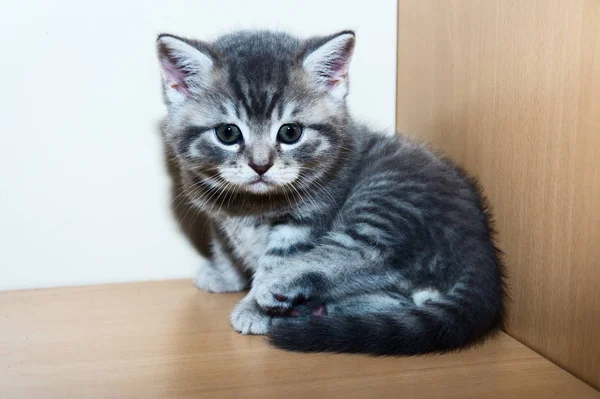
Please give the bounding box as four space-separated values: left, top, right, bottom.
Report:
311 303 328 317
252 271 324 310
195 258 247 293
253 284 312 310
273 293 288 302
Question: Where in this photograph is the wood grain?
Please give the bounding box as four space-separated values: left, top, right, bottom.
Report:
0 280 597 398
396 0 600 389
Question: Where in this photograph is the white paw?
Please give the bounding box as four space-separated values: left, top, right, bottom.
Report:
195 258 248 293
230 299 272 335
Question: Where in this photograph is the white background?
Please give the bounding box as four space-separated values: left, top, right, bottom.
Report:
0 0 397 290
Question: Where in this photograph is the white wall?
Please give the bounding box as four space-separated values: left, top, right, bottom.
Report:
0 0 397 290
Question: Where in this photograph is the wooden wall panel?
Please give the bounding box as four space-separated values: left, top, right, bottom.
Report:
396 0 600 389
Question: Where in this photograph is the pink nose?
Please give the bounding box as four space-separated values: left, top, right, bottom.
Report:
248 161 273 175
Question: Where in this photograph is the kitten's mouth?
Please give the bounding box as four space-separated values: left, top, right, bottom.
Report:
250 176 272 184
247 176 274 193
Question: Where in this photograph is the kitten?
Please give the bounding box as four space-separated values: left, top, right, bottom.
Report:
156 30 505 354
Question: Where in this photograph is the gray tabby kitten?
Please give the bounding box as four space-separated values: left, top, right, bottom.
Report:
156 30 504 354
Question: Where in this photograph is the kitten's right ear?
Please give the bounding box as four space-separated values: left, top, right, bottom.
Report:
156 34 214 105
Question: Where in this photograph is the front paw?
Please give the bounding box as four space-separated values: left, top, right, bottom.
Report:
195 258 248 293
251 271 326 310
230 298 272 335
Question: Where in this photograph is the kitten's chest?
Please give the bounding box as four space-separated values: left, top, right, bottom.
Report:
219 217 269 269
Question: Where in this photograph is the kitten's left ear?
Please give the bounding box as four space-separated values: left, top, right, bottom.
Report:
156 34 215 106
302 31 355 100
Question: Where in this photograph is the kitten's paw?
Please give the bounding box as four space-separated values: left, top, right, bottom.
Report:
230 299 272 335
252 271 325 310
195 258 248 293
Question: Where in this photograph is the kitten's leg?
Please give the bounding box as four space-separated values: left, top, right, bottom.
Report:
251 232 403 309
230 293 273 335
195 236 248 293
327 293 413 316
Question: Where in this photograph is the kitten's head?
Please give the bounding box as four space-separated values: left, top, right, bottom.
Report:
157 30 355 214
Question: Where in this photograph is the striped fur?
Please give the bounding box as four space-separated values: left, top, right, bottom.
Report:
156 30 505 354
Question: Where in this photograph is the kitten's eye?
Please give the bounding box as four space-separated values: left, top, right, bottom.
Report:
277 124 303 144
215 124 242 145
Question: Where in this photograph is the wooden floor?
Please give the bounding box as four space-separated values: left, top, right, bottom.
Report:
0 280 597 398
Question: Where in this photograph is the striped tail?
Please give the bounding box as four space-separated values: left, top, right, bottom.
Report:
269 287 503 355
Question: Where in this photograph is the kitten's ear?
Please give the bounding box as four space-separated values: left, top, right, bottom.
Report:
302 31 355 100
156 34 215 105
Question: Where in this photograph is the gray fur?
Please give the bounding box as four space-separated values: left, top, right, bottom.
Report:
156 30 505 354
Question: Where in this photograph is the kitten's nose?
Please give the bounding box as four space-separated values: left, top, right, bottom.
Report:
248 161 273 176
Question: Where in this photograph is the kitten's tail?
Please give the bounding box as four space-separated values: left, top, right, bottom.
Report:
268 286 504 355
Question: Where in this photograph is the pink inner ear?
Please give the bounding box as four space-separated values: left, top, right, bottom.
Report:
160 59 191 95
321 46 353 87
327 61 349 86
321 63 349 87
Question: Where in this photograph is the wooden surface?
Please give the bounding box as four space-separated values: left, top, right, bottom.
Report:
397 0 600 390
0 280 598 398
